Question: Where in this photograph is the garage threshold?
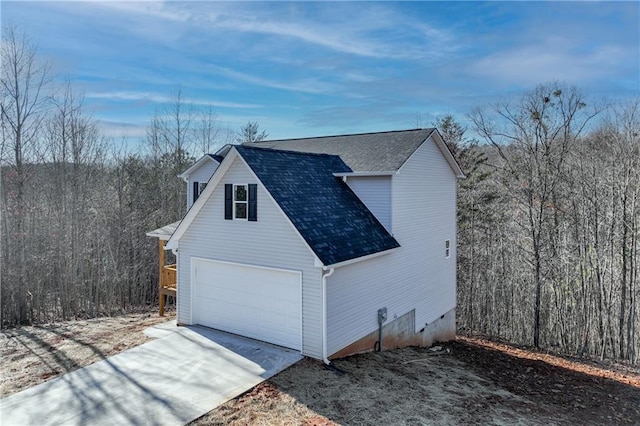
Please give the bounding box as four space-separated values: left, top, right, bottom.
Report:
0 320 303 426
147 320 304 363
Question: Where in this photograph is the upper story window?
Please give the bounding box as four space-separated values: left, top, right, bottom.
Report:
225 183 257 221
234 184 248 219
445 239 451 258
193 182 207 203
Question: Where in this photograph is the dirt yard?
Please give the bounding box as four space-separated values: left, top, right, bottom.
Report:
194 337 640 426
1 313 638 425
0 309 174 398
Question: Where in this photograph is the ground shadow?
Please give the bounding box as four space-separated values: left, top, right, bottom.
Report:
209 342 640 425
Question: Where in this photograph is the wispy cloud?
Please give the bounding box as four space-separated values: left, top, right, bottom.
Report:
206 66 340 95
97 120 148 139
469 41 632 86
212 16 391 59
86 91 260 109
84 1 190 23
206 6 454 60
4 1 636 140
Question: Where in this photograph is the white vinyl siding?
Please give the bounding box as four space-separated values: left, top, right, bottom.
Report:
186 160 220 209
177 157 323 358
326 136 457 356
346 176 392 232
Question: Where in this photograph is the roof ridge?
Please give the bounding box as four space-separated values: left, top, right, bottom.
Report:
249 128 434 144
236 144 345 159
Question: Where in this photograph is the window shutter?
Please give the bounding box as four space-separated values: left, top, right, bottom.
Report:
193 182 200 203
224 184 233 220
248 184 257 221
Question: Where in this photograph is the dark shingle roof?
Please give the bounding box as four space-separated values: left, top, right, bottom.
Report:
207 154 224 163
245 128 435 172
235 145 400 266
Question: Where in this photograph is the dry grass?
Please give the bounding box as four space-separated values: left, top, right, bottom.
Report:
0 309 174 398
194 343 640 426
2 313 638 426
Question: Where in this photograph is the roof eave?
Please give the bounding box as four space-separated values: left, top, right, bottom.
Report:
321 246 400 270
146 221 181 241
430 130 466 179
332 171 397 177
166 149 239 250
177 154 221 179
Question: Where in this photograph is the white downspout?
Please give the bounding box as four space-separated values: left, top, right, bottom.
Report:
322 267 335 365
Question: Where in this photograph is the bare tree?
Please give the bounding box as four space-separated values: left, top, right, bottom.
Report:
435 115 498 333
45 83 106 318
0 25 53 325
470 83 600 348
235 120 268 144
194 105 222 155
144 90 197 221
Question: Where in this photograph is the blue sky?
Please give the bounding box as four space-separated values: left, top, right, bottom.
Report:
2 1 639 146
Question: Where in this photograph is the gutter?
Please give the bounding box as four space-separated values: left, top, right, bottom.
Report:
322 247 399 270
332 171 397 177
321 267 335 365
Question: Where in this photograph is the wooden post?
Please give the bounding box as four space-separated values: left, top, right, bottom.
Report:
159 239 166 316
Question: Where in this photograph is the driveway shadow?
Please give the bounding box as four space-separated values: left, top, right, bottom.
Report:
1 320 302 426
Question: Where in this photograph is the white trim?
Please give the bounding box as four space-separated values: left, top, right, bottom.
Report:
146 221 181 241
168 146 325 266
389 175 394 236
322 267 335 364
214 144 233 157
232 183 249 220
190 256 303 353
332 171 397 177
397 131 465 179
323 246 399 270
429 130 466 178
177 154 220 179
234 150 327 267
189 255 195 325
166 149 239 250
191 255 303 279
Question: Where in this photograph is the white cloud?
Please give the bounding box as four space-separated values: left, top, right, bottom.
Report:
212 16 392 59
66 2 453 61
86 91 260 109
85 1 190 23
206 66 340 95
206 6 454 61
469 42 631 86
97 120 147 139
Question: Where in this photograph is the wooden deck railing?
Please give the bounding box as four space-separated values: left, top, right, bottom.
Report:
162 264 177 289
159 264 177 316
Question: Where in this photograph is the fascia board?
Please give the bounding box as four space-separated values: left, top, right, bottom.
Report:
166 149 238 250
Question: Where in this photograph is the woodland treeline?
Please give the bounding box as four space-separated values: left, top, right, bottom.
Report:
0 27 230 327
446 88 639 364
2 27 639 363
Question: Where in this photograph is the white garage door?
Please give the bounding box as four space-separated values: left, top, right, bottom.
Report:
192 258 302 351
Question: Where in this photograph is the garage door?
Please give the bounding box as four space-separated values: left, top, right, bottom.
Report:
192 258 302 351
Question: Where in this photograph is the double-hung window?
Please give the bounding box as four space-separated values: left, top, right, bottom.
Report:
234 184 248 220
225 183 257 221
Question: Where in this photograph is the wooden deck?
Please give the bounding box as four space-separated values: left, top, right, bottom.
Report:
146 222 181 317
160 264 176 316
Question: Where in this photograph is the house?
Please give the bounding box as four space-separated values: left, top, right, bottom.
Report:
148 128 464 362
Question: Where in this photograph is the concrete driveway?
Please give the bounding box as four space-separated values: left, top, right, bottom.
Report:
0 321 302 426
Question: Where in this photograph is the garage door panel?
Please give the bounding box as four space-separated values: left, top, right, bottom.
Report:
192 258 302 350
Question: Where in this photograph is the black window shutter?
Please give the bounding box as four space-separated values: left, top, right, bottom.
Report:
224 184 233 220
193 182 200 203
248 184 257 221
